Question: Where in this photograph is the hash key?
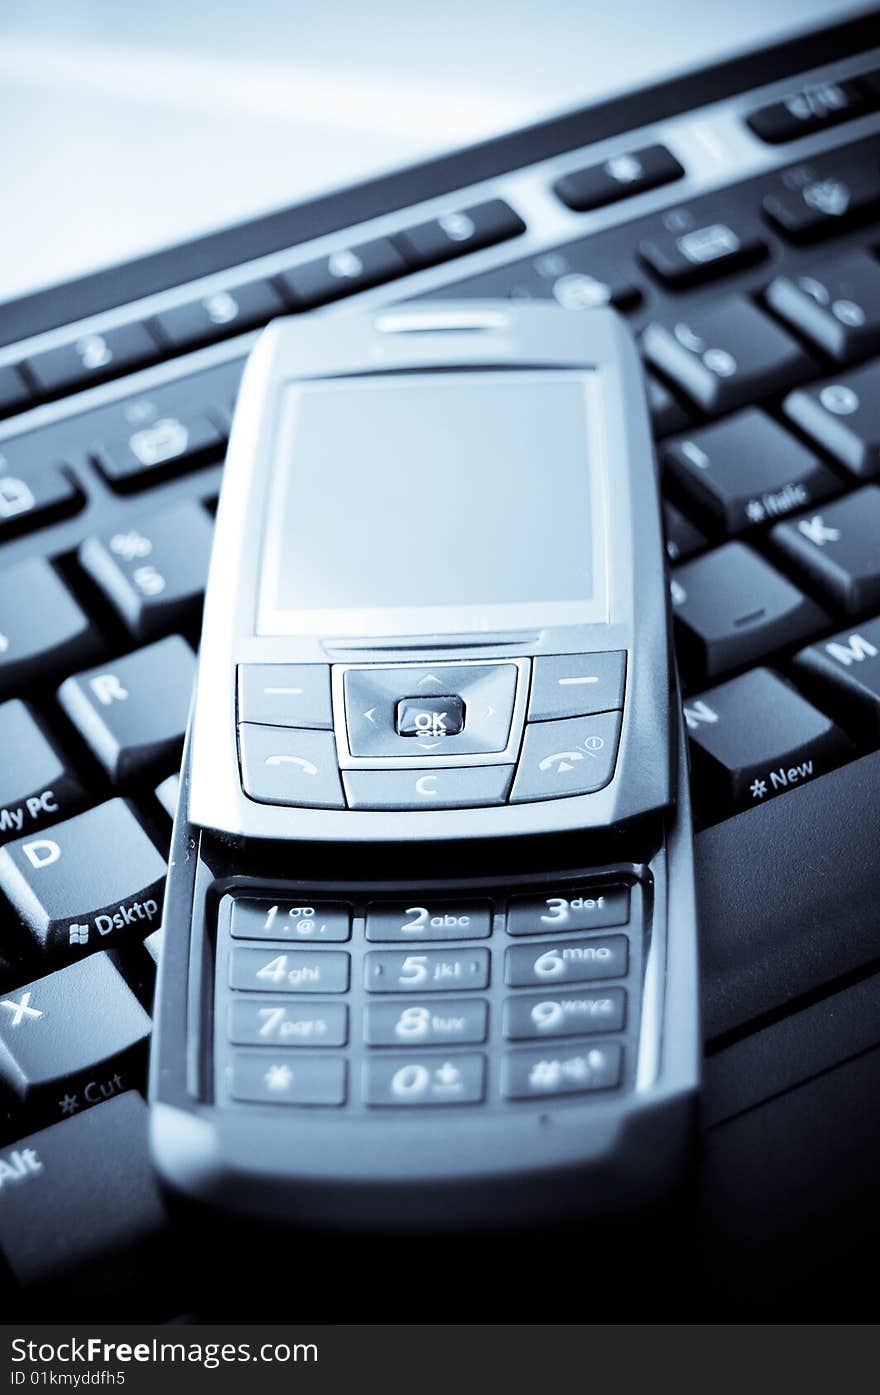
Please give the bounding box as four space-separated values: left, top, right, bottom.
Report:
0 799 166 961
0 953 150 1110
793 616 880 738
684 667 851 817
642 297 812 415
58 635 196 783
770 487 880 616
0 558 102 698
78 501 214 641
672 542 825 681
663 409 836 534
783 361 880 478
0 700 84 843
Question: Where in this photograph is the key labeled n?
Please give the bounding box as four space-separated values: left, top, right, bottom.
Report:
684 699 720 731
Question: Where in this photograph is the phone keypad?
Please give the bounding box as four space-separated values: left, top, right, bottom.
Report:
213 880 640 1110
235 652 626 810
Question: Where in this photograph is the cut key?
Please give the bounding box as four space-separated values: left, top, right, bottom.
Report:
0 953 150 1124
0 799 166 961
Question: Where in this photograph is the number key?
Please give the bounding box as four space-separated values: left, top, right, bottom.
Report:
505 936 628 987
364 999 488 1046
507 886 629 935
365 901 491 941
364 948 489 993
229 946 350 994
230 899 351 942
79 501 214 640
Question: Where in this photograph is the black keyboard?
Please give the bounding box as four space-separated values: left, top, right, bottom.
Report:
3 12 880 1319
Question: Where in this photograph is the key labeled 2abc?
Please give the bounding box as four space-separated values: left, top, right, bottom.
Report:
366 901 491 941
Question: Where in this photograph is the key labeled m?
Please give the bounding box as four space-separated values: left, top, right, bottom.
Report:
825 633 878 667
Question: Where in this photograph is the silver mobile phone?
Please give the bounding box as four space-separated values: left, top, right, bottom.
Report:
150 303 699 1229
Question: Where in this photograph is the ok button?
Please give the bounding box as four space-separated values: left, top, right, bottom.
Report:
395 695 465 739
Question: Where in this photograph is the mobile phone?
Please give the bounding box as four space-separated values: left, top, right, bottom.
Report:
149 302 699 1230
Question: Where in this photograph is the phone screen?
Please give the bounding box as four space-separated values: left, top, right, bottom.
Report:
258 371 607 637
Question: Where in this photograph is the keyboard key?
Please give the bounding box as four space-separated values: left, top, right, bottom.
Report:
663 501 707 562
762 151 880 240
57 635 195 783
505 936 628 987
0 559 102 699
672 542 825 680
507 885 629 935
0 464 81 541
663 410 837 534
0 799 166 961
647 375 690 438
503 988 626 1039
364 1054 485 1106
150 278 284 350
395 199 524 269
79 501 214 640
154 773 179 819
765 251 880 363
0 1093 167 1299
230 899 350 942
278 237 407 309
0 954 150 1110
421 233 640 313
639 218 766 286
365 901 491 942
228 997 348 1047
22 324 159 396
502 1042 622 1098
683 667 851 817
229 1051 346 1105
643 298 812 414
365 947 489 993
229 946 350 994
0 701 84 843
554 143 683 212
793 616 880 737
769 487 880 616
90 410 225 491
0 365 31 415
363 999 488 1047
747 80 868 143
783 362 880 478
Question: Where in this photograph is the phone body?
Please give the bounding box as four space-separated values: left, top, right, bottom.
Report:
150 302 699 1230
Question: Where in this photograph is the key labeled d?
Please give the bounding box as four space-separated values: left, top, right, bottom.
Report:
23 838 61 870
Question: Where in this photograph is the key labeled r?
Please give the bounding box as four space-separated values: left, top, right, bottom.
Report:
23 838 61 870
